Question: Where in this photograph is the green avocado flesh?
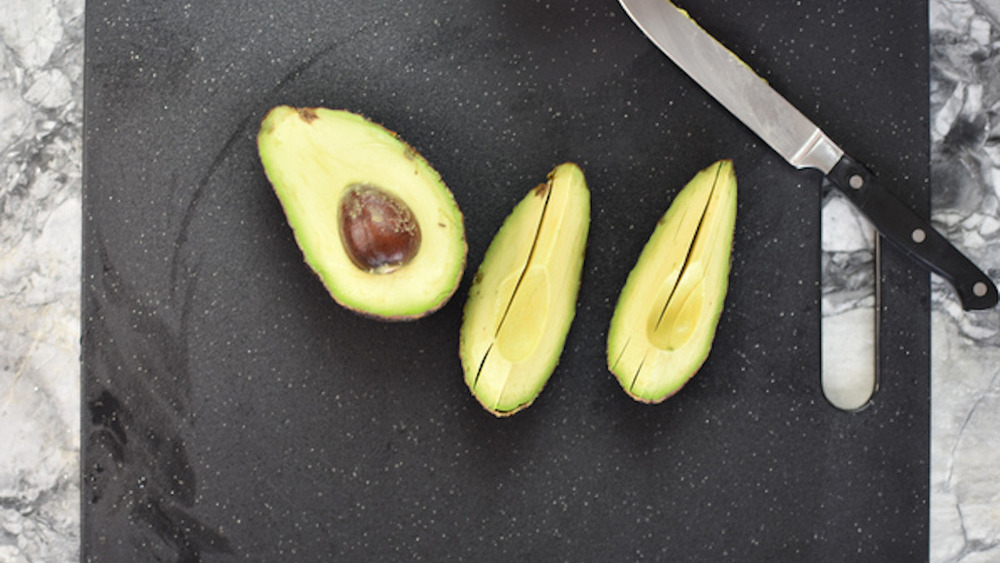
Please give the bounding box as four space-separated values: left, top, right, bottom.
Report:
257 106 467 320
607 160 737 403
460 163 590 416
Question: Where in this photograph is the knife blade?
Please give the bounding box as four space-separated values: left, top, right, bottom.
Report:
618 0 998 310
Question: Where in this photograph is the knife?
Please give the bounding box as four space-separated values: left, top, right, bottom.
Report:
618 0 998 311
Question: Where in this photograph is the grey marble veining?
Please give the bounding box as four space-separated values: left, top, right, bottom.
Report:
1 0 82 560
1 0 999 560
929 1 1000 561
820 187 878 411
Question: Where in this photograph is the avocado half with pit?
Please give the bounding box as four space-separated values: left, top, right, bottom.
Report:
460 163 590 416
607 160 737 403
257 106 467 320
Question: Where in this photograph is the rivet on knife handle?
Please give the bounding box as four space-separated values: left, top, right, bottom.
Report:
617 0 998 311
827 155 998 310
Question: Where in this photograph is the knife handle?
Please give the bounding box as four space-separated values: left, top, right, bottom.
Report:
827 154 998 310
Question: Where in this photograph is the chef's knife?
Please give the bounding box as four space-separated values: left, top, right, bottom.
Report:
618 0 998 311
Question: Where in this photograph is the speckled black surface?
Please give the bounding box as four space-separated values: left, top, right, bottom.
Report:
83 0 930 561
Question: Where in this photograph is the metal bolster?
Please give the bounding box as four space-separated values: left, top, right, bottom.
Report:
789 129 844 174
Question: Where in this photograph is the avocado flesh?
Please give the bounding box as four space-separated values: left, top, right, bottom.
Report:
460 163 590 416
257 106 467 320
607 160 737 403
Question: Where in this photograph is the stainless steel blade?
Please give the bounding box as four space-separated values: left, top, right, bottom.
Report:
618 0 844 173
620 0 881 410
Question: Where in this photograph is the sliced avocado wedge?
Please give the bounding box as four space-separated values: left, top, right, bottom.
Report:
460 163 590 416
607 160 737 403
257 106 467 320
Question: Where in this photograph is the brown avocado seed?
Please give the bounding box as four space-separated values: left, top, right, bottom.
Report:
339 183 422 274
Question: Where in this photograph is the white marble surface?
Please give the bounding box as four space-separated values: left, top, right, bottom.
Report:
929 1 1000 561
0 0 82 561
1 0 998 560
820 189 878 411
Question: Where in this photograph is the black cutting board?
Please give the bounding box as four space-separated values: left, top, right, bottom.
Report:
83 1 931 561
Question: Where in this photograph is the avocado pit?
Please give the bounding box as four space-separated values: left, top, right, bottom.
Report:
339 183 422 274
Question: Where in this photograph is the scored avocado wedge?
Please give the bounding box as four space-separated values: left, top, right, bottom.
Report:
257 106 467 321
607 160 737 403
460 163 590 416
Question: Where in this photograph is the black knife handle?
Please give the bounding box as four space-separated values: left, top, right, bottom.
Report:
827 154 998 310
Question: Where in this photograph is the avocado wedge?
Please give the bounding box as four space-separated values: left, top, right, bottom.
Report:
460 163 590 416
607 160 737 403
257 106 467 320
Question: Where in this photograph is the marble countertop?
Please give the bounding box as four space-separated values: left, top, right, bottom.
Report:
1 0 997 560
